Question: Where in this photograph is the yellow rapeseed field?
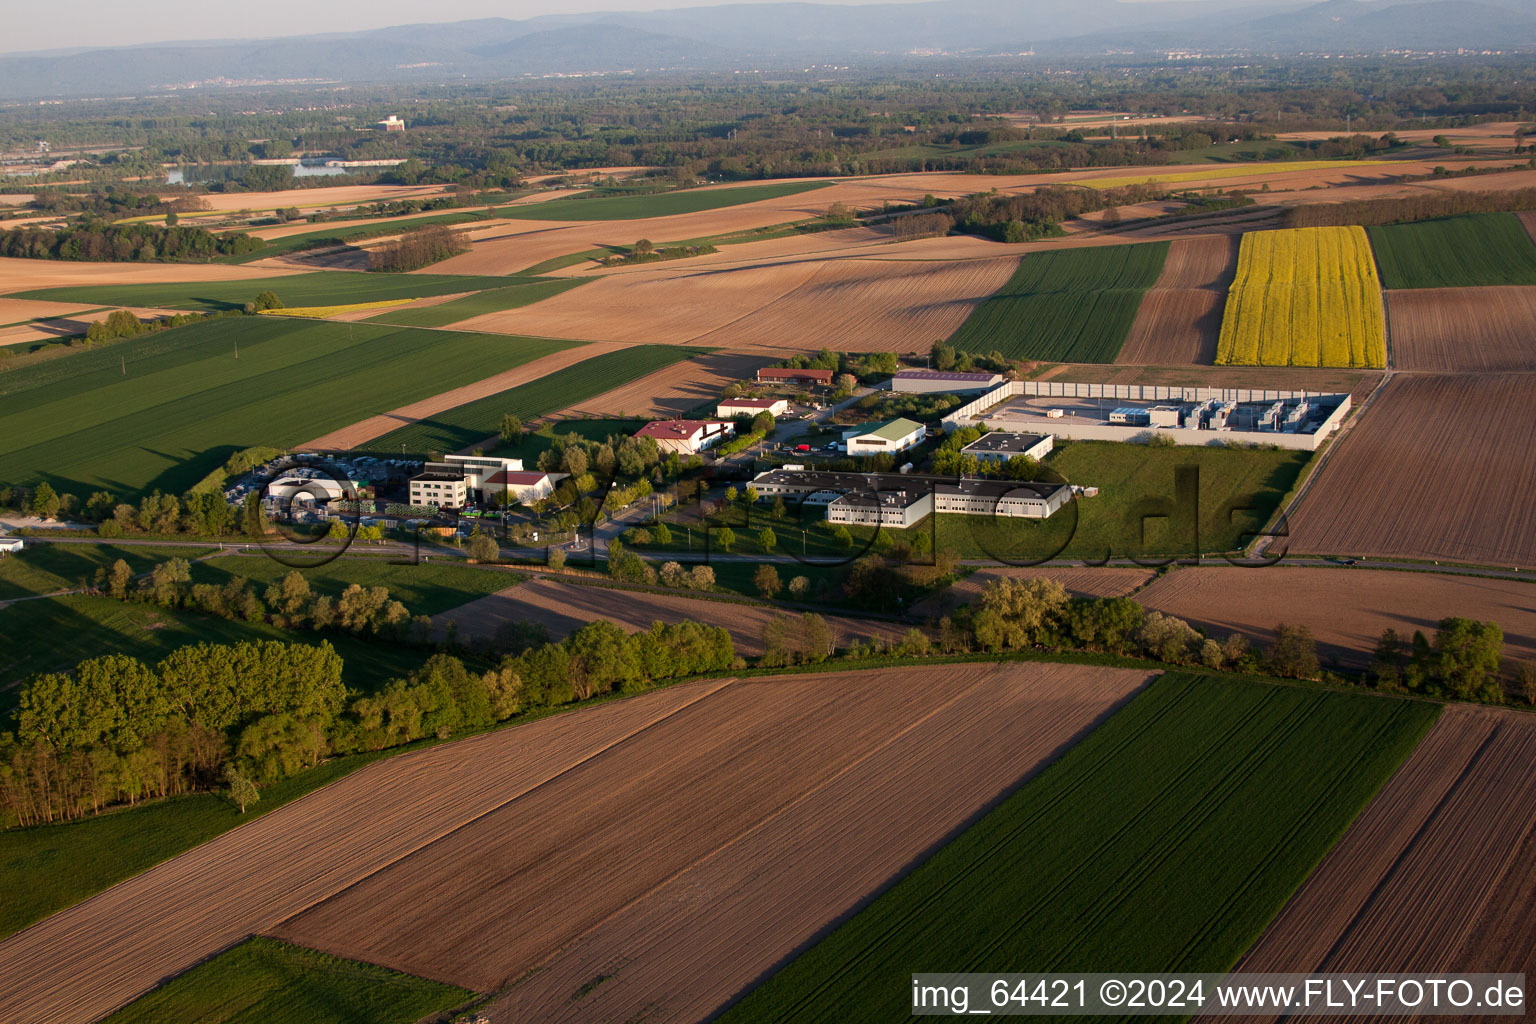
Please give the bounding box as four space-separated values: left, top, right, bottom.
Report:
1216 225 1387 368
1071 159 1392 190
259 298 417 319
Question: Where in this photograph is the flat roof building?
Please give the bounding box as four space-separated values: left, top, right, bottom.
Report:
892 369 1005 394
961 431 1054 464
409 463 467 509
843 417 926 456
634 419 736 455
751 468 1071 528
717 397 789 419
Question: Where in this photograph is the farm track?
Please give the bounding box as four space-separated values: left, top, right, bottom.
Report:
301 342 628 450
1285 373 1536 569
269 663 1153 1015
1386 286 1536 372
0 678 739 1024
434 577 909 656
1118 236 1238 365
1221 706 1536 1020
1134 566 1536 668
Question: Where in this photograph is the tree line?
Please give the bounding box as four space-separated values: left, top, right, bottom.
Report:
0 222 260 262
1284 186 1536 228
0 615 735 828
368 223 471 272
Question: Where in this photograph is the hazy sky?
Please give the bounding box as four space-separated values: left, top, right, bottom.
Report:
11 0 1177 54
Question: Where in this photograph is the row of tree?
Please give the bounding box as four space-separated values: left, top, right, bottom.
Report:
1285 185 1536 228
0 222 260 262
368 223 470 272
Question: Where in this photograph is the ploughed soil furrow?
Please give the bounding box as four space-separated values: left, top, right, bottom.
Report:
1218 706 1536 1023
0 679 734 1024
269 663 1154 1009
1117 235 1237 365
435 577 909 657
1286 374 1536 569
1386 287 1536 372
1133 566 1536 669
556 351 774 418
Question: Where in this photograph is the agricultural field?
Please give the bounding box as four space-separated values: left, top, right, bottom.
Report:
1135 566 1536 668
1234 706 1536 984
946 242 1168 362
102 937 469 1024
721 673 1437 1023
1117 235 1238 365
1386 286 1536 372
190 553 516 618
557 350 773 418
1216 226 1386 368
272 664 1153 1011
1068 158 1394 190
0 677 737 1024
494 180 832 221
368 344 696 454
458 254 1019 353
1286 374 1536 568
0 316 576 495
362 277 587 328
1369 213 1536 289
435 577 908 655
10 271 515 313
0 542 214 602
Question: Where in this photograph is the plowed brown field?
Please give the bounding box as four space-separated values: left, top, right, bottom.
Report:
1136 566 1536 668
555 351 773 418
273 662 1154 1008
0 678 738 1024
911 566 1155 619
1520 210 1536 245
1224 705 1536 1009
1118 235 1238 364
300 342 629 449
464 255 1019 351
0 256 302 294
435 577 907 655
1387 287 1536 372
1287 374 1536 568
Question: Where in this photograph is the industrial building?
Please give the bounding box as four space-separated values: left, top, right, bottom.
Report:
266 473 355 506
442 454 529 503
717 397 789 419
842 417 926 456
0 537 23 556
961 431 1054 465
407 456 557 509
943 380 1352 451
634 419 736 455
891 369 1005 394
409 464 468 509
750 468 1072 529
757 367 833 387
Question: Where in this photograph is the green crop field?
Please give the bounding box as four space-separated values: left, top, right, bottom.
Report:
0 316 578 495
495 180 831 221
365 276 587 328
1368 213 1536 289
221 211 493 264
370 344 697 454
9 271 515 312
0 542 214 601
946 242 1168 362
191 553 515 617
102 937 470 1024
723 672 1439 1023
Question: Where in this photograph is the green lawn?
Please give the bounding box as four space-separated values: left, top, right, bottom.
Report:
0 316 577 495
1368 212 1536 289
722 672 1439 1023
947 242 1168 362
371 344 697 455
9 271 516 312
103 937 470 1024
496 180 831 221
936 440 1312 561
364 276 588 328
0 542 213 601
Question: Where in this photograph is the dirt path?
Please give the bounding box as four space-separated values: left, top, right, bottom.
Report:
300 342 630 450
0 678 734 1024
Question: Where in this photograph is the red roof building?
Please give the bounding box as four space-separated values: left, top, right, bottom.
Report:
634 419 736 454
757 367 833 385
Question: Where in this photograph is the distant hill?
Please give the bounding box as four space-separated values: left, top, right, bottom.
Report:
1 0 1533 98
